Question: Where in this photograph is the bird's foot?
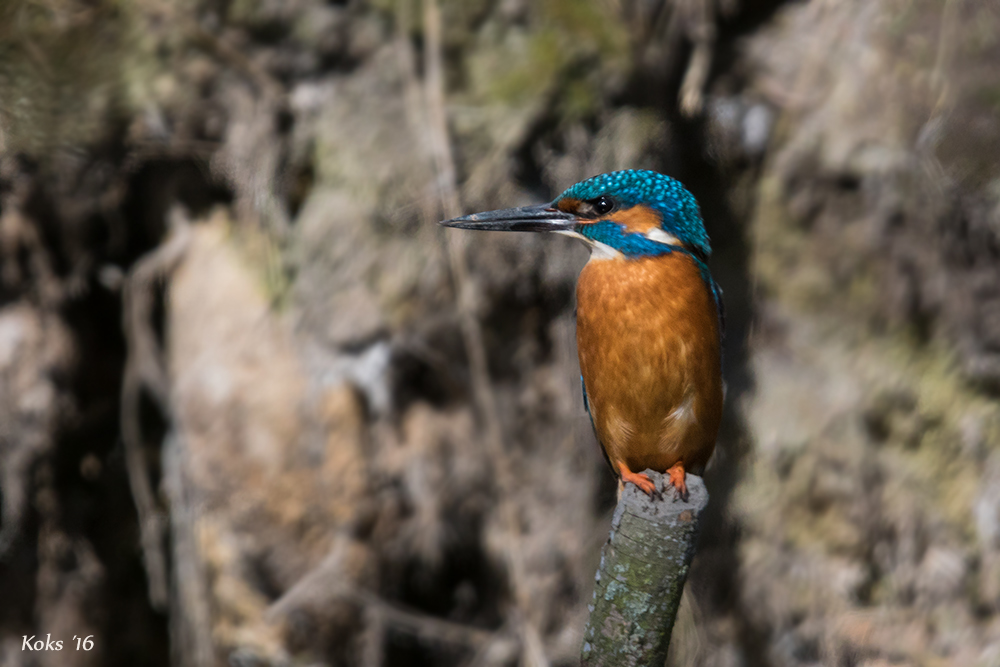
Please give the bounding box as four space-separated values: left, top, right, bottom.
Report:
617 462 662 499
666 462 688 501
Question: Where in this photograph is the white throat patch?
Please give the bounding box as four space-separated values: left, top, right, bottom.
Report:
588 241 624 260
554 229 624 260
644 228 681 246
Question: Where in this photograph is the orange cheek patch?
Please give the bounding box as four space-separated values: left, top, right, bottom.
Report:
607 205 662 233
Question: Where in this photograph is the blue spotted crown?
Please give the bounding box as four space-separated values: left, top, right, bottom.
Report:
556 170 710 258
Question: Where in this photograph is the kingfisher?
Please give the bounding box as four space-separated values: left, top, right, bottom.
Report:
441 170 724 499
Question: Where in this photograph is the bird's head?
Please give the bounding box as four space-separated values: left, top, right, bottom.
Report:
441 170 710 260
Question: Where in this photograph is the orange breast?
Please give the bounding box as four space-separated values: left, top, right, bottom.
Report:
576 252 723 474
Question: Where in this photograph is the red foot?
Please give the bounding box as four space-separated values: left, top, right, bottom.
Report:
617 462 658 497
666 462 688 500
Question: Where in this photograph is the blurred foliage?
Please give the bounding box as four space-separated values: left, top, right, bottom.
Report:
472 1 629 121
0 0 126 152
0 0 214 155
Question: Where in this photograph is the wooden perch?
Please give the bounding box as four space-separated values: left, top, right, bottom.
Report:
581 471 708 666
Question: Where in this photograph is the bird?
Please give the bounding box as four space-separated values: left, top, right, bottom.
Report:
441 169 723 499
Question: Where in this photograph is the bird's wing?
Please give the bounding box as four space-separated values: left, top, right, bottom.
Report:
582 375 617 476
689 251 726 356
712 277 726 350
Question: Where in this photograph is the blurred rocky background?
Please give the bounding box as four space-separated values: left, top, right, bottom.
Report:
1 0 999 665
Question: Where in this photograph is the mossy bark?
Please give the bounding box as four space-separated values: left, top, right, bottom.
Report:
581 471 708 666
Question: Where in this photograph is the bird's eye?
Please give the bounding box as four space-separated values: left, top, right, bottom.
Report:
591 196 616 216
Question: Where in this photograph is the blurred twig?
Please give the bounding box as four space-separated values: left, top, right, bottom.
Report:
624 0 727 117
459 621 516 667
162 430 214 667
355 586 494 648
414 0 549 665
120 207 192 611
678 2 716 117
271 549 495 650
362 604 386 667
930 0 959 114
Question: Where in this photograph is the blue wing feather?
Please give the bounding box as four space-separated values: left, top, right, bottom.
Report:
582 375 615 475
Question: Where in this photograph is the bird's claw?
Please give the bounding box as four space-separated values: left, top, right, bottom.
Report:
666 463 688 501
619 467 659 498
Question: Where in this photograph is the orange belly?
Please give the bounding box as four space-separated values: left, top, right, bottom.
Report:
576 252 723 475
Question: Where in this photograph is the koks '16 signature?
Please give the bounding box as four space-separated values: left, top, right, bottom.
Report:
22 634 94 651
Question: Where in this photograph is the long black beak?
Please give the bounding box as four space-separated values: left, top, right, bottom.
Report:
440 203 577 232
